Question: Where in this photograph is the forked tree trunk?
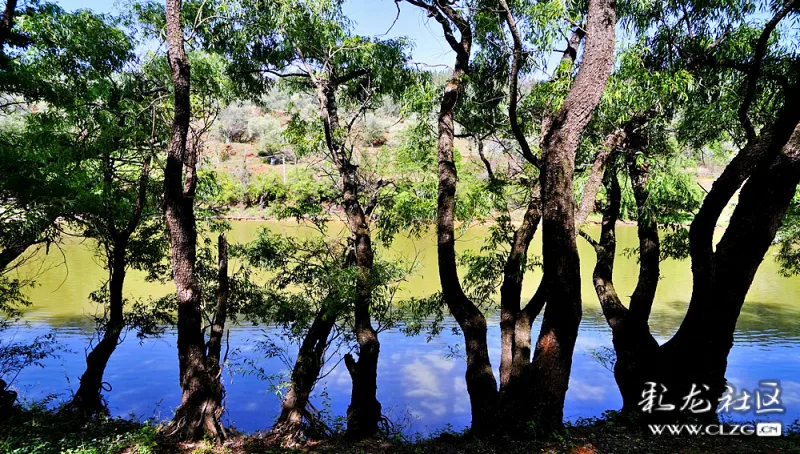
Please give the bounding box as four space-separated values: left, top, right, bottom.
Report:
530 0 617 433
498 190 543 429
584 161 660 416
434 28 500 437
588 104 800 423
648 9 800 416
655 123 800 420
312 79 381 438
497 4 593 430
163 0 224 442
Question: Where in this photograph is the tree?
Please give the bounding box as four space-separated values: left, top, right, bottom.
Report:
216 0 414 439
162 0 225 441
397 0 500 436
400 0 616 435
0 3 166 416
578 0 800 422
240 224 408 445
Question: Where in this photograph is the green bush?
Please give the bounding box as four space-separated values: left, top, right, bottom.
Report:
362 118 388 147
244 173 288 207
215 103 258 143
248 115 285 156
0 404 159 454
202 170 245 206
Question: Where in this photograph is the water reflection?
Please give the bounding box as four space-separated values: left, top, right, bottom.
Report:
13 302 800 435
8 222 800 435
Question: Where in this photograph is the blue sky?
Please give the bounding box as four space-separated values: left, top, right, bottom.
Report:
54 0 455 67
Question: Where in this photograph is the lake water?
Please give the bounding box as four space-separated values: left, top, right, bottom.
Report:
7 221 800 435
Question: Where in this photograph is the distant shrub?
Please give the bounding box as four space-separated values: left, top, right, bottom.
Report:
215 103 258 143
244 173 288 208
219 144 233 162
362 118 388 147
212 170 245 206
248 115 286 156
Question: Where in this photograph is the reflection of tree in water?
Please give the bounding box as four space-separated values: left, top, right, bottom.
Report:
584 302 800 346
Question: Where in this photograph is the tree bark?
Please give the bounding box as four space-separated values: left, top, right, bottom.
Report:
591 100 800 423
499 189 541 391
311 77 381 438
0 0 16 48
584 160 660 415
575 129 626 226
69 157 151 417
530 0 617 432
206 233 228 379
163 0 223 442
435 18 499 439
656 123 800 420
271 308 337 444
400 0 500 437
69 236 127 416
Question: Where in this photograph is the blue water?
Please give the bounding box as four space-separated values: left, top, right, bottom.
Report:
10 307 800 435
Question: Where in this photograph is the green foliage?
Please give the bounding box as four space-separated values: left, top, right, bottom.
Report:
148 232 268 330
249 115 286 155
0 332 61 389
634 154 703 229
240 226 413 349
215 103 258 143
776 190 800 277
0 404 159 454
0 276 31 329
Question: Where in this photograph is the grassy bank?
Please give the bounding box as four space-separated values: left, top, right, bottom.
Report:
2 406 798 454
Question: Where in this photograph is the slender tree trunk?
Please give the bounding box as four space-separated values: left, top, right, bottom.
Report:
585 163 660 415
206 233 228 393
0 0 16 48
400 1 501 437
530 0 617 433
311 80 381 439
69 236 128 416
271 308 337 444
163 0 223 441
437 65 499 438
497 191 543 430
68 156 151 418
499 191 541 391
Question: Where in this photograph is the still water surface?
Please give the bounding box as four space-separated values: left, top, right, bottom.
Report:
8 221 800 434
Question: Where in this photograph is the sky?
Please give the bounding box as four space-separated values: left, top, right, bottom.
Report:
53 0 456 67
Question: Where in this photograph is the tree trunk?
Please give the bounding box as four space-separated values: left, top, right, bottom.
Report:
69 236 128 417
437 63 499 438
271 308 337 444
590 117 800 423
0 0 16 48
656 124 800 420
585 163 660 416
68 155 151 418
312 79 381 439
207 234 228 373
205 232 228 412
530 0 617 433
163 0 223 442
499 191 541 391
399 1 500 437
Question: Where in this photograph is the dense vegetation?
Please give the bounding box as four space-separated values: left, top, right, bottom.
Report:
1 0 800 452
